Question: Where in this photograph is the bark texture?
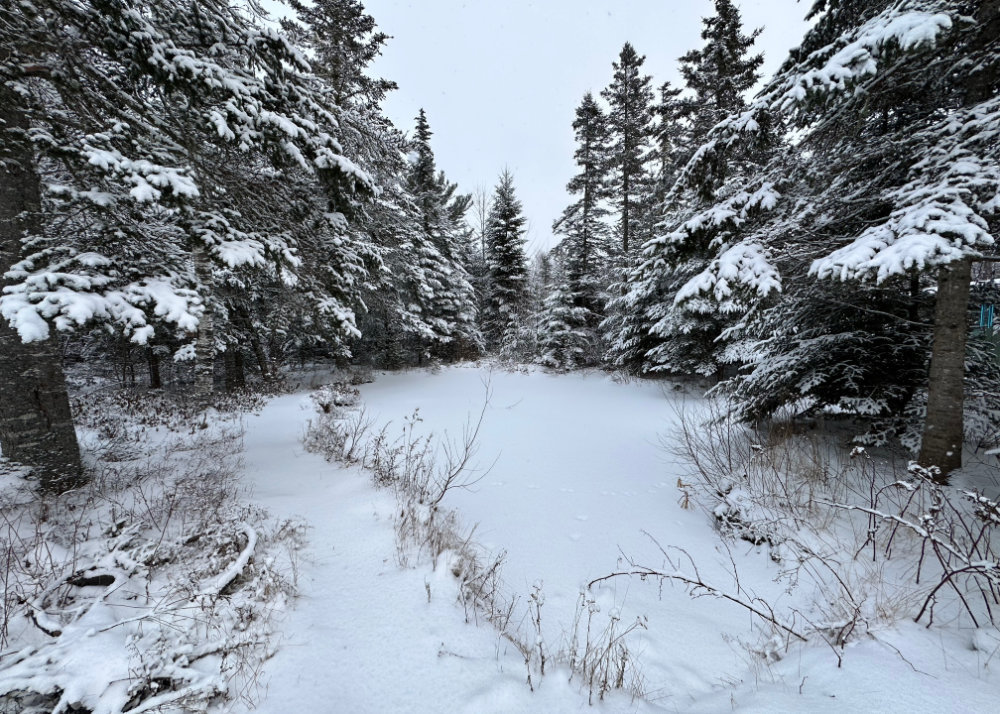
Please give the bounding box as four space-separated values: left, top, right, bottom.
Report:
918 259 972 479
224 347 245 392
917 0 1000 481
0 87 83 491
191 243 216 401
146 346 162 389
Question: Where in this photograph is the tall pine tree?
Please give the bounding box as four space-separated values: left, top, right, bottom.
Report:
678 0 763 146
403 110 481 362
601 43 655 259
667 0 1000 477
0 0 370 488
607 1 765 378
484 170 529 357
552 92 612 323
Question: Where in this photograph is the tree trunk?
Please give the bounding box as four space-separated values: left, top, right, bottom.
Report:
245 320 271 379
224 347 246 392
918 258 971 480
622 178 631 256
191 243 215 401
0 88 84 491
250 335 270 379
918 0 1000 481
147 347 162 389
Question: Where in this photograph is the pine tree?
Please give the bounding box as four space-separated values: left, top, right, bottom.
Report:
678 0 763 146
607 1 765 378
650 81 689 204
601 43 655 258
553 93 612 322
288 0 465 369
284 0 397 108
0 0 371 487
539 279 594 371
484 170 529 357
403 110 481 361
602 79 691 373
0 91 82 489
666 0 1000 478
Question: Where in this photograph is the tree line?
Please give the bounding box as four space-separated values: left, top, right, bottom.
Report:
540 0 1000 482
1 0 997 491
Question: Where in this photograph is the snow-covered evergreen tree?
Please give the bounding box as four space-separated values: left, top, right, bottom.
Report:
400 110 481 362
677 0 763 151
483 170 530 358
601 43 656 259
272 0 402 369
285 0 396 108
0 0 371 486
668 0 1000 476
552 93 613 323
604 2 764 378
650 81 688 206
538 279 595 371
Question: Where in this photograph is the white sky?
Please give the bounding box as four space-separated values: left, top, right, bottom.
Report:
274 1 814 254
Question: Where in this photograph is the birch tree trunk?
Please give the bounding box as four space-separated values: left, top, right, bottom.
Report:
0 88 84 491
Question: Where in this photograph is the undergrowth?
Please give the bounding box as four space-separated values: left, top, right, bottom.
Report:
0 390 304 714
302 378 647 702
629 399 1000 668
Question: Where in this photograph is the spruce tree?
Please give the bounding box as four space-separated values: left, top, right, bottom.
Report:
484 170 529 357
603 79 691 373
284 0 396 107
403 110 480 361
666 0 1000 477
0 0 370 487
539 279 593 371
650 81 689 205
678 0 763 145
552 93 612 322
607 1 765 378
601 43 655 258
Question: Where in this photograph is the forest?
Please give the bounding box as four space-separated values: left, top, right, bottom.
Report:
1 1 999 712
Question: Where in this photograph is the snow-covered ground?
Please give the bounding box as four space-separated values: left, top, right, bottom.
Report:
241 385 642 713
242 365 1000 713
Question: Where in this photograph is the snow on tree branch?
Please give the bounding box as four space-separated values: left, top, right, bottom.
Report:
811 95 1000 283
0 275 203 343
647 183 781 253
674 4 959 196
675 240 781 312
810 190 993 283
772 8 953 111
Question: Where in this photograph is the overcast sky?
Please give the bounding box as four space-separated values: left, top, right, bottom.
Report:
285 1 814 254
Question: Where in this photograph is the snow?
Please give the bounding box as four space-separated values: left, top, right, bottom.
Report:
83 146 200 202
648 183 780 252
240 387 650 713
236 366 999 712
774 9 953 112
0 275 202 344
810 191 994 283
675 241 781 311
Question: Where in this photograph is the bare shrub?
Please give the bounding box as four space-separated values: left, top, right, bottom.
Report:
302 378 647 699
665 399 843 548
652 399 1000 666
302 381 374 465
0 402 302 714
819 458 1000 629
563 590 648 704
